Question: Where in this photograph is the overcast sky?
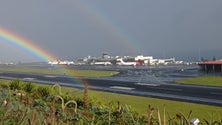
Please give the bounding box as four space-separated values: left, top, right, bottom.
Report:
0 0 222 62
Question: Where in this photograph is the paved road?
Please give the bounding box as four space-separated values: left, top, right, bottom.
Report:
0 72 222 106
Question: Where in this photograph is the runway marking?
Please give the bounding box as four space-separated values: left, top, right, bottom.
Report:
211 92 222 96
44 75 57 78
110 86 135 90
23 78 35 80
157 88 182 92
135 82 160 86
135 83 181 91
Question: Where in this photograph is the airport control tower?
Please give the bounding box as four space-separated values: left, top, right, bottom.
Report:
102 52 111 59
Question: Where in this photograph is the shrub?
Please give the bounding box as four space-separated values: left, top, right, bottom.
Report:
62 94 74 103
9 79 22 91
23 82 35 93
37 86 50 99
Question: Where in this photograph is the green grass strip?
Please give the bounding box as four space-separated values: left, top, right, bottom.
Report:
175 76 222 87
0 66 119 77
87 90 222 121
52 83 222 121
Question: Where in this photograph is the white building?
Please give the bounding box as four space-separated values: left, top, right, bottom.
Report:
48 60 74 65
135 55 153 65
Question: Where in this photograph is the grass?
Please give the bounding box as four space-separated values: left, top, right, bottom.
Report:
1 79 219 121
73 89 222 121
175 76 222 87
0 66 119 77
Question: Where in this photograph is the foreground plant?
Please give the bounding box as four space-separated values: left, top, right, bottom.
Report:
9 79 21 91
0 81 221 124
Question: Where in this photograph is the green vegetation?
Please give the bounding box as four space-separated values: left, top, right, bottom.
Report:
0 66 119 77
0 79 222 124
9 79 22 90
88 91 222 118
175 76 222 87
23 82 35 93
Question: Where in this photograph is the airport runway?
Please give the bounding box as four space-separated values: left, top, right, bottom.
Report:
0 72 222 106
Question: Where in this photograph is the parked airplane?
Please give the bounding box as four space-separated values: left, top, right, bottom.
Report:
116 58 137 66
93 61 112 66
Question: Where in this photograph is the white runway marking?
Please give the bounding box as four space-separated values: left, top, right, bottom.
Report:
44 75 57 78
158 87 182 92
23 78 35 80
135 82 160 86
110 86 135 90
135 83 181 91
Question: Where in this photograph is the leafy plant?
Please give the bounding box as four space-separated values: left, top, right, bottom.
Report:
23 82 35 93
9 79 22 91
37 86 50 99
203 112 222 125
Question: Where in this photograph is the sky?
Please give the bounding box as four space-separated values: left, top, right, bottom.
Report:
0 0 222 62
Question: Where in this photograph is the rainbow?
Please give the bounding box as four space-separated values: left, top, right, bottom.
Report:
0 28 57 62
0 27 81 84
